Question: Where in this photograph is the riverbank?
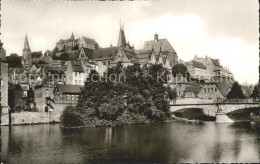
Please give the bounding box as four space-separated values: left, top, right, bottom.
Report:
61 109 170 128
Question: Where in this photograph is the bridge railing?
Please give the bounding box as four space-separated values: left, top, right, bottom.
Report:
223 98 259 103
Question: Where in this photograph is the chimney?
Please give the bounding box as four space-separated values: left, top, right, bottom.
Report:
154 33 158 42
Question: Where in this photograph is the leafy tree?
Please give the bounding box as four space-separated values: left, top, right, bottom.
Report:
30 52 42 58
7 53 22 68
166 86 177 101
64 63 173 127
172 63 190 78
61 106 85 127
227 82 245 99
250 84 259 98
106 62 124 82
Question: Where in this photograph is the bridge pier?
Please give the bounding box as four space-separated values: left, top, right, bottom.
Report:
215 112 234 123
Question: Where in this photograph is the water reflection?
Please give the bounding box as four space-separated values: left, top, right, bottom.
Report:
1 122 259 163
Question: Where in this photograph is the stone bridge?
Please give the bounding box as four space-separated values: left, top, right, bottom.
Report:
170 103 259 122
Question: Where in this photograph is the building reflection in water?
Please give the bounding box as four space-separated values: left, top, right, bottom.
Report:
105 127 112 144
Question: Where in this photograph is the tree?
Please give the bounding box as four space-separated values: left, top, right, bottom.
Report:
172 63 190 78
250 84 259 99
166 86 177 101
7 53 22 68
227 82 245 99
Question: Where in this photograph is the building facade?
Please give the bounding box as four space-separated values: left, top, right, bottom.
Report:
1 43 9 113
52 84 82 114
65 60 86 86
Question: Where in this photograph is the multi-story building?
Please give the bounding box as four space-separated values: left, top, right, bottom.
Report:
192 55 234 80
52 84 82 115
184 60 206 79
34 76 56 112
0 43 9 114
56 33 97 51
65 60 86 86
136 33 178 70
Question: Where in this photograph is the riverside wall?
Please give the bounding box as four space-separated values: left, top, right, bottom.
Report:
1 112 60 126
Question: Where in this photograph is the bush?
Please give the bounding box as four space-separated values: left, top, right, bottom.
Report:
61 106 85 127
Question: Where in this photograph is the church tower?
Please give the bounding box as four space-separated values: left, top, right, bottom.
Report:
23 34 31 65
117 23 127 48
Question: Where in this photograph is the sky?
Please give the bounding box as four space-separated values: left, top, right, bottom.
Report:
1 0 259 84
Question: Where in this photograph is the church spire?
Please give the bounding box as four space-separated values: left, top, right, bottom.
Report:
23 34 31 51
71 32 75 40
117 21 126 47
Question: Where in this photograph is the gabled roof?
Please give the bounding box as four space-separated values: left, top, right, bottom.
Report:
215 82 231 97
143 39 176 54
121 46 136 59
205 77 232 97
55 84 82 94
79 48 93 59
184 83 204 96
92 46 118 60
185 60 206 69
81 37 96 45
70 60 84 72
211 58 221 66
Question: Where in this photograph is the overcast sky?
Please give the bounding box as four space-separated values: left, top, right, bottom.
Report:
1 0 258 84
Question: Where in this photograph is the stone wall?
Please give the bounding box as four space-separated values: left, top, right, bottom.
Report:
1 112 60 126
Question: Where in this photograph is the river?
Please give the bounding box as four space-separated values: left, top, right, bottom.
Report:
1 121 259 163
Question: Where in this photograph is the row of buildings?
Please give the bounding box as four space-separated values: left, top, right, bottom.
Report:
2 24 251 116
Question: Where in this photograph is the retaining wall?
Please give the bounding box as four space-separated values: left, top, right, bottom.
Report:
1 111 60 126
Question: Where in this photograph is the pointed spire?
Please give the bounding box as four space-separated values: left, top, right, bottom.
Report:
23 34 31 51
71 32 75 40
154 33 158 42
117 21 127 47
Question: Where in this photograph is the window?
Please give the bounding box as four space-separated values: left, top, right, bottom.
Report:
211 88 213 92
204 89 206 92
215 88 217 92
108 60 111 66
103 61 106 65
